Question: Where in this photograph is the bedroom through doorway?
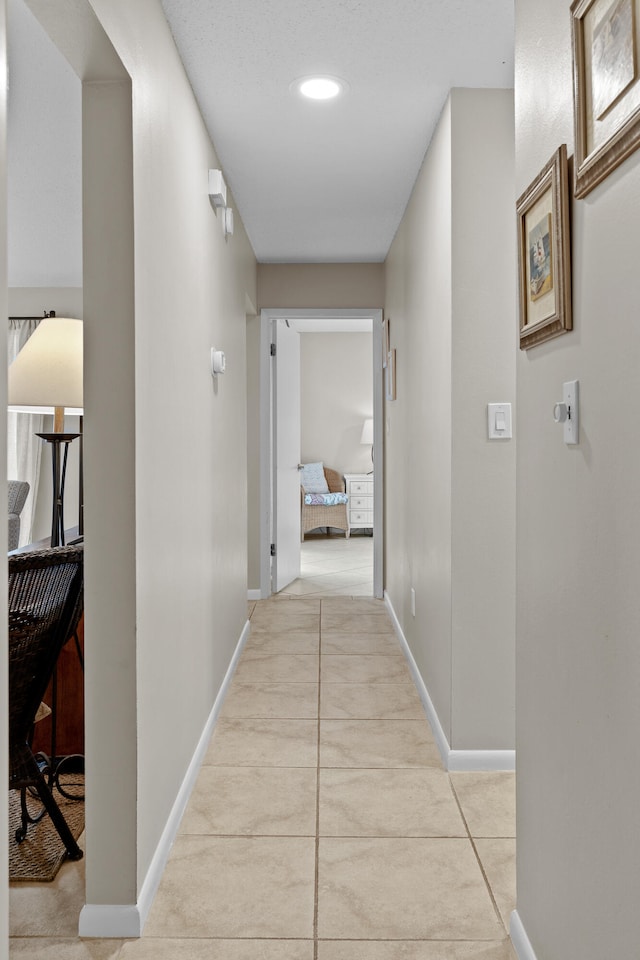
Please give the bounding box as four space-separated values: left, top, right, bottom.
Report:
259 308 384 600
293 317 374 596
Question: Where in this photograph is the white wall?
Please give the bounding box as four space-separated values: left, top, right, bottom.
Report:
450 90 516 748
384 88 516 753
385 97 454 741
2 0 257 939
515 2 640 957
300 332 373 477
7 287 82 318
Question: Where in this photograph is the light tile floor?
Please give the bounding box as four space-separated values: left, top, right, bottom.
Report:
9 596 516 959
280 534 373 597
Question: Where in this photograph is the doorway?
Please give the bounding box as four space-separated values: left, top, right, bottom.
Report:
259 308 384 600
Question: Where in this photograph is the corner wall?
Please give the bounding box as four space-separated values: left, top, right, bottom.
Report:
384 88 516 755
515 2 640 957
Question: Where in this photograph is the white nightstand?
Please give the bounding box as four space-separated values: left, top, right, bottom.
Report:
344 473 374 535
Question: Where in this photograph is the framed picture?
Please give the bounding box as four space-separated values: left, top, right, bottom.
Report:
572 0 640 197
385 348 396 401
516 145 572 350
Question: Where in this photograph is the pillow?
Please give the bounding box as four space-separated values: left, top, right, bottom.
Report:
304 493 348 506
301 461 329 494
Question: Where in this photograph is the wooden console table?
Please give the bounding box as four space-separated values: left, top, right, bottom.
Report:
31 616 84 757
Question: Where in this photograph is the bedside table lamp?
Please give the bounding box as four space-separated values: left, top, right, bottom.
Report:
360 417 374 473
8 316 83 547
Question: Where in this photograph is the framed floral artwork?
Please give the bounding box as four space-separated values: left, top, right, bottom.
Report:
516 145 572 349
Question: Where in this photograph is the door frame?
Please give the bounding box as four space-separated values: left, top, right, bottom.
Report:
272 316 302 594
259 307 384 599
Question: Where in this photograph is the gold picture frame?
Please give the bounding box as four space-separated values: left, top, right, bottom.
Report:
516 145 572 350
572 0 640 197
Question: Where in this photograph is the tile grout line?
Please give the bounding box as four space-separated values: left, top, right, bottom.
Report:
313 600 322 960
448 778 508 934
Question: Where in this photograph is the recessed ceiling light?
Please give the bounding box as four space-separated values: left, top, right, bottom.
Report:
292 75 347 101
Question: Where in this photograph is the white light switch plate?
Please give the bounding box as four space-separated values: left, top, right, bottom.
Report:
487 403 512 439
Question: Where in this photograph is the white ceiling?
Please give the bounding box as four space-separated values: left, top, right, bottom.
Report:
159 0 515 263
6 0 514 286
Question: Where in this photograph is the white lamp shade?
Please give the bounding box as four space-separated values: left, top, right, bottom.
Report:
8 316 83 411
360 418 374 445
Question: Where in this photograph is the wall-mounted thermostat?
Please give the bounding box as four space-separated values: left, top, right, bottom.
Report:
211 348 226 376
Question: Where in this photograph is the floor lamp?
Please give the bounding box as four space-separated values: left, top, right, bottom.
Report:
360 417 374 474
8 316 84 547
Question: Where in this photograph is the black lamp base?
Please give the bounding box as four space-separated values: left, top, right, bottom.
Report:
36 433 80 547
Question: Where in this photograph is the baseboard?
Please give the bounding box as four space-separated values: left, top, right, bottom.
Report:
448 749 515 771
510 910 538 960
78 904 142 939
79 617 251 938
247 589 262 600
384 591 449 769
383 591 515 773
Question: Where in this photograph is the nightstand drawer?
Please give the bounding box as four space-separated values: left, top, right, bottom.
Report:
350 480 373 495
344 474 374 532
349 510 373 526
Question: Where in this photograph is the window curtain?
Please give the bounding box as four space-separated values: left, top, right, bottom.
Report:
8 318 44 546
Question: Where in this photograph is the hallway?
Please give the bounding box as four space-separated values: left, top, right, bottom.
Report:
10 596 516 958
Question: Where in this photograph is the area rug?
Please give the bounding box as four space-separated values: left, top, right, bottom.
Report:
8 774 84 882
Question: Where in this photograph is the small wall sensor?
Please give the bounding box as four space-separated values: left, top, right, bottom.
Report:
224 207 234 238
208 169 227 209
211 348 226 376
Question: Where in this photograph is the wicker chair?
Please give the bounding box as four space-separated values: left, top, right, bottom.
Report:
301 466 349 540
8 544 84 861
